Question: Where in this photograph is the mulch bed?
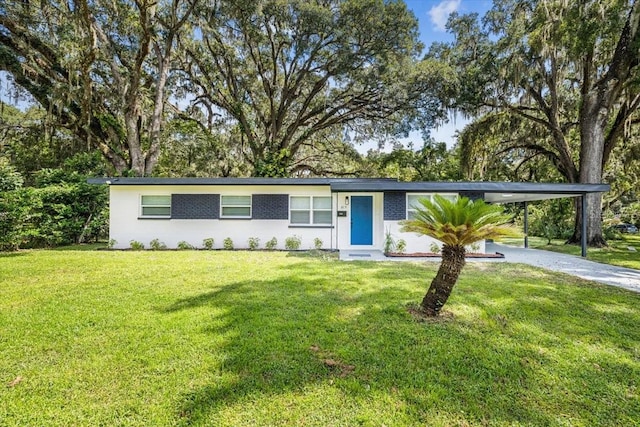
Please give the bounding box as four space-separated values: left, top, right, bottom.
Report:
386 252 505 258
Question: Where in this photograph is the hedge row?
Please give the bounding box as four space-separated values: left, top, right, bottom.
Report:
0 183 108 251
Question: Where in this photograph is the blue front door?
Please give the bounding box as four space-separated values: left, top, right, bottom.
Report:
351 196 373 245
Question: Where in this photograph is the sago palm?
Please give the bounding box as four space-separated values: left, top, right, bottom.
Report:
400 195 519 316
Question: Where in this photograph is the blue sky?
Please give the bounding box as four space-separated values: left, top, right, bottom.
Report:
399 0 493 149
405 0 492 46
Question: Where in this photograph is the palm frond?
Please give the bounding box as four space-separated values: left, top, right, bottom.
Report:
400 195 521 247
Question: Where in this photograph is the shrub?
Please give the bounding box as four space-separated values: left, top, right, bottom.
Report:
177 241 194 250
223 237 234 250
202 238 215 250
604 227 622 241
0 159 24 192
0 179 108 251
130 240 144 250
383 229 396 254
395 239 407 254
470 242 481 252
150 238 167 250
284 235 301 250
429 242 441 254
265 237 278 250
313 237 323 250
528 199 573 243
248 237 260 250
107 239 117 249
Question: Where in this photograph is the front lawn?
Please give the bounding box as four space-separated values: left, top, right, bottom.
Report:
498 235 640 269
1 250 639 426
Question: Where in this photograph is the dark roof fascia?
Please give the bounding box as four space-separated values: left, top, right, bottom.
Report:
87 178 610 196
87 177 397 186
329 181 610 195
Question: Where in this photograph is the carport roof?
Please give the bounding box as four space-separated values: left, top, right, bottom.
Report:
329 181 610 203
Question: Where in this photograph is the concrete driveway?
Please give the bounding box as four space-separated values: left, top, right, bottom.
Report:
487 242 640 293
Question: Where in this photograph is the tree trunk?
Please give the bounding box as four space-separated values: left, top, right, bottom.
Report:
567 193 607 247
421 244 466 316
567 94 608 247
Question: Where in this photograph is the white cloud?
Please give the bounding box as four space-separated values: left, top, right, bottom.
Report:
428 0 462 32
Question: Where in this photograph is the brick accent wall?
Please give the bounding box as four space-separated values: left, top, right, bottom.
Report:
252 194 289 220
171 194 220 219
384 191 406 220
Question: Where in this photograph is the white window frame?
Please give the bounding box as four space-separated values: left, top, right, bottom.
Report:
140 195 171 218
220 195 252 218
407 193 457 219
289 195 332 226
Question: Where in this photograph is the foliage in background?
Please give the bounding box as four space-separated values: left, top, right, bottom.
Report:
180 0 455 176
527 199 575 244
361 139 462 181
437 0 640 246
0 159 23 191
0 1 196 176
0 153 108 251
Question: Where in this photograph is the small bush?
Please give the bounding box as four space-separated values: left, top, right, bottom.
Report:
395 239 407 254
429 242 441 254
107 239 117 249
313 237 323 250
383 229 396 254
265 237 278 250
248 237 260 250
223 237 234 250
150 238 167 250
177 241 194 250
470 242 481 252
604 227 622 241
130 240 144 251
202 237 215 250
284 235 301 250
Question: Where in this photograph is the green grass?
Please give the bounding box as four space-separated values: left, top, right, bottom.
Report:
498 235 640 269
1 250 639 426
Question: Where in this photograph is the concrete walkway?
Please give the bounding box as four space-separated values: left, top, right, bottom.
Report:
487 242 640 293
339 244 640 293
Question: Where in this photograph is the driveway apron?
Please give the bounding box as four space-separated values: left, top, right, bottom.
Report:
487 242 640 293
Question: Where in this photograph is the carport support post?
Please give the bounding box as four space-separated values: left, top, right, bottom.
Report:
523 201 529 249
581 195 587 257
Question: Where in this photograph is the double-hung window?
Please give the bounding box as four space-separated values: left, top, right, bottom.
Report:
290 196 332 225
141 195 171 217
221 195 251 218
407 194 457 219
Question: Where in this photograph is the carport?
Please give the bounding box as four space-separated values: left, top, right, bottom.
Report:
329 181 611 257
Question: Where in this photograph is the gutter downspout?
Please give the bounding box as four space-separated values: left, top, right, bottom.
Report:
581 194 587 257
523 201 529 249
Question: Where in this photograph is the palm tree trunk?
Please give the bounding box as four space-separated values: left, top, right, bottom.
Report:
421 244 466 316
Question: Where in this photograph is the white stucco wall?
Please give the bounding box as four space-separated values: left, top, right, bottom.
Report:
383 221 486 254
107 185 487 253
108 185 337 250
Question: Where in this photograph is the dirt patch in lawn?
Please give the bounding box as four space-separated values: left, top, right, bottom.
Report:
386 252 505 258
310 345 355 378
406 304 455 323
